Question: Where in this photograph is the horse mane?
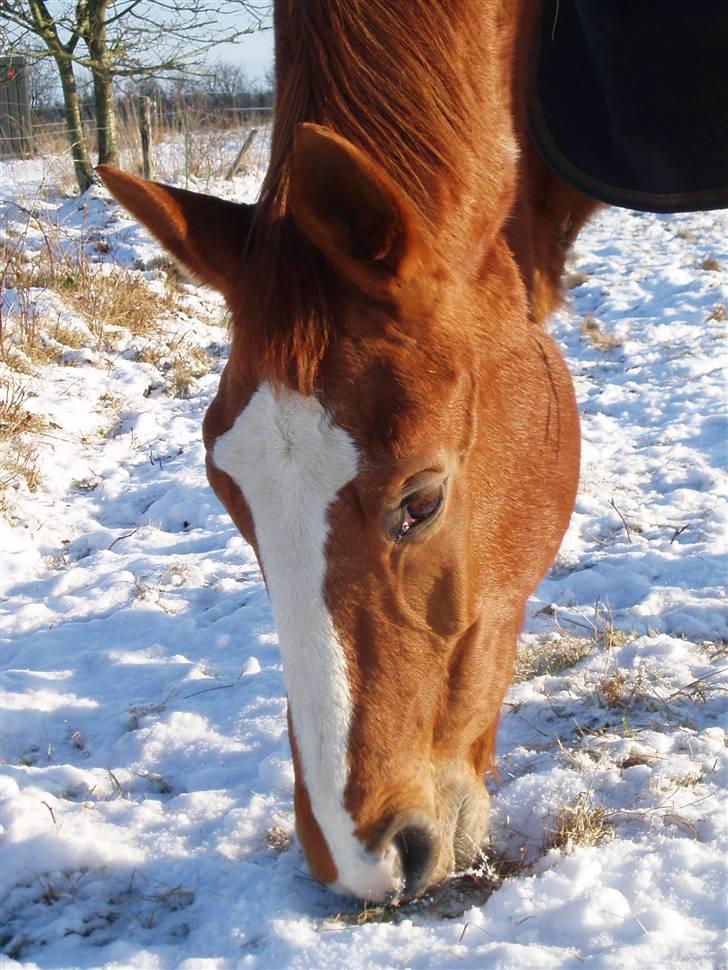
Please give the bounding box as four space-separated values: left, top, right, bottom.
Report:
230 0 479 394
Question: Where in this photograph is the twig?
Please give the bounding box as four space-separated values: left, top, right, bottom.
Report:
670 524 690 544
183 683 234 699
458 921 493 944
107 769 124 799
554 613 596 635
665 666 728 701
41 800 57 825
609 498 632 543
107 527 140 550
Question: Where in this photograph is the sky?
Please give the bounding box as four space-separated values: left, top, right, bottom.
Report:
213 17 275 83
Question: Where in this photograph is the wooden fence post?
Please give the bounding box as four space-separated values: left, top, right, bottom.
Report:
225 128 258 181
183 112 190 187
139 96 152 179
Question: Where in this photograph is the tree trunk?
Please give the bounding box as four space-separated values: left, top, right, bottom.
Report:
88 0 118 167
91 68 118 166
55 57 96 192
26 0 95 193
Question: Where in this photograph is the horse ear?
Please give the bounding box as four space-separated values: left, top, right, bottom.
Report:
96 166 254 298
289 123 429 300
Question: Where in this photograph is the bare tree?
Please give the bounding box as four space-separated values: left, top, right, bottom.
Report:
1 0 271 189
1 2 93 187
203 62 249 109
10 44 60 112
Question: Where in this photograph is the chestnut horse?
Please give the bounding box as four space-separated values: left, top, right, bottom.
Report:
99 1 597 901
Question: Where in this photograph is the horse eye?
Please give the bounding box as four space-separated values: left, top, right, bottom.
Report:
395 486 444 540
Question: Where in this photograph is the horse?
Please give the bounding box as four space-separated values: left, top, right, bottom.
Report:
98 0 599 902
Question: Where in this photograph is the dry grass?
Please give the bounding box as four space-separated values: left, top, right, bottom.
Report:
700 256 721 272
147 254 192 296
699 640 728 662
516 602 636 683
580 314 623 352
576 650 726 723
515 634 593 682
135 344 166 369
134 341 212 398
62 265 174 344
265 825 292 854
617 749 656 769
596 670 628 708
14 111 269 199
600 623 634 651
51 320 87 350
0 377 45 503
566 271 590 289
113 106 264 187
1 294 60 368
1 301 87 371
2 213 178 363
165 347 211 398
546 792 612 851
0 438 41 504
127 699 168 732
320 840 531 930
706 304 727 322
0 218 185 510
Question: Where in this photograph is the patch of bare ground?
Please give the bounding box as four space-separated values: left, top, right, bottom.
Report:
320 843 532 929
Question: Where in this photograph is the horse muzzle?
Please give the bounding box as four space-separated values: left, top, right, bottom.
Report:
326 770 490 902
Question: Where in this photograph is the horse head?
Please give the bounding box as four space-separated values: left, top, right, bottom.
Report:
98 115 579 900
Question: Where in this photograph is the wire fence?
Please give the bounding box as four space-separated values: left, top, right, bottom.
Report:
0 105 273 146
0 103 274 188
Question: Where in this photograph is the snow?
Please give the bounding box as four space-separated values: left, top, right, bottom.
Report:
1 146 726 969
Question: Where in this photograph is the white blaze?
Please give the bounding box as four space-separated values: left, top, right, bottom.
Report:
212 383 400 900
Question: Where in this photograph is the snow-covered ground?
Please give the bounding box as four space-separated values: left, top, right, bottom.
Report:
1 145 726 969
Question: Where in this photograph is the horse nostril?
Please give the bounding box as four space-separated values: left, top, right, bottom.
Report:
392 823 436 898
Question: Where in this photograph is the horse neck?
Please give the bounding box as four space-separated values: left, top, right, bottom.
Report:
266 0 523 261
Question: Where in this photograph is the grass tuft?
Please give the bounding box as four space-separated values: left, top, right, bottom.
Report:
62 266 175 344
165 348 212 398
700 256 721 272
580 314 622 352
265 825 292 854
546 792 612 851
515 634 593 681
0 377 45 504
566 271 590 289
596 670 627 708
